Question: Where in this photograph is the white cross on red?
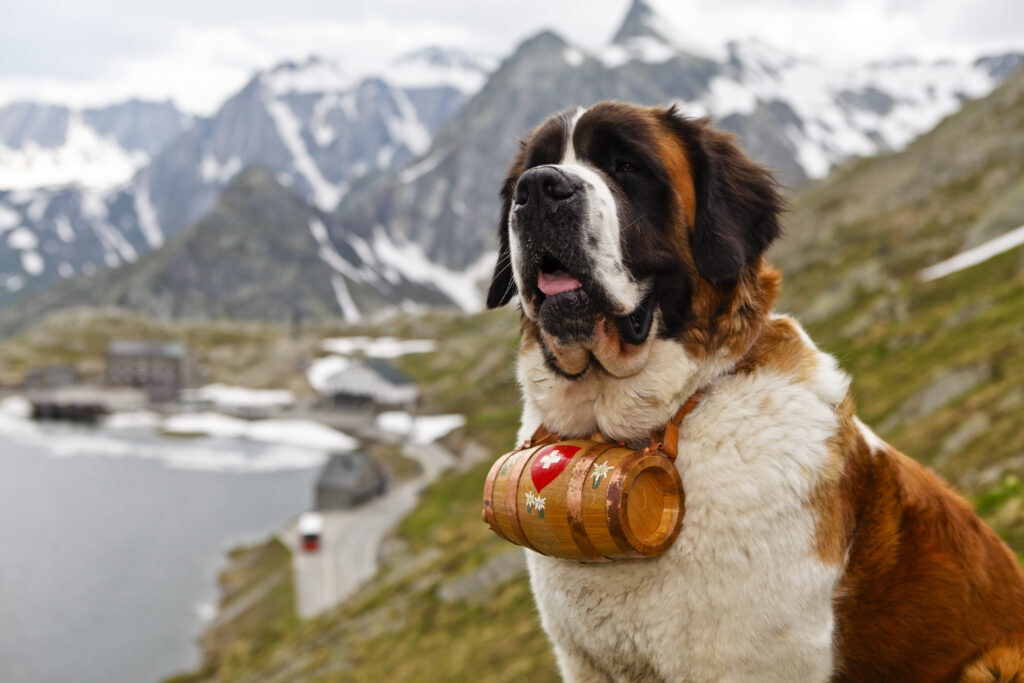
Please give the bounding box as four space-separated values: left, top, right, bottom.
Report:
539 452 563 469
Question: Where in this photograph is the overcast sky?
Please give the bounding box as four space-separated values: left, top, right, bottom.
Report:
1 0 1021 114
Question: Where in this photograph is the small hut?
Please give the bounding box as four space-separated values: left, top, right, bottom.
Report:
315 452 388 510
318 359 418 409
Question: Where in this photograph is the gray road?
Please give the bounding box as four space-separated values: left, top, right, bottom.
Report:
287 440 456 618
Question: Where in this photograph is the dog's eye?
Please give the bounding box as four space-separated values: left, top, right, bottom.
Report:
615 160 637 175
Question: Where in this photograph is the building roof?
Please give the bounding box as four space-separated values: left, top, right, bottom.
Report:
107 340 188 358
316 359 419 404
363 359 413 386
317 452 386 494
298 512 324 534
25 363 76 375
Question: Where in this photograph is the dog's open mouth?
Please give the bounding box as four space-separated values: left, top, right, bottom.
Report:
533 251 653 348
535 253 595 342
537 254 582 297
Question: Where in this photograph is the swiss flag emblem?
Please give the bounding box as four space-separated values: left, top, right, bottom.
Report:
530 445 580 491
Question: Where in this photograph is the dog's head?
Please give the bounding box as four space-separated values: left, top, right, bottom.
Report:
487 102 783 384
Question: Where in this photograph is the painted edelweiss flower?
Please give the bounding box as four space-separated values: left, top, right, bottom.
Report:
591 461 615 488
500 452 523 477
525 491 547 517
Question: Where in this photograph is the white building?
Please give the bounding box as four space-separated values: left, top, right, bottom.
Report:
318 359 418 409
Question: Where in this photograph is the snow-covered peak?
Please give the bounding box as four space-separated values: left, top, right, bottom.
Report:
724 38 813 80
260 56 359 96
689 45 1000 178
0 113 146 190
259 49 495 98
0 99 190 191
609 0 725 62
612 0 668 45
384 46 495 94
394 46 491 73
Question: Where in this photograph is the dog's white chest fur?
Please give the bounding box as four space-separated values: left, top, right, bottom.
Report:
522 348 848 682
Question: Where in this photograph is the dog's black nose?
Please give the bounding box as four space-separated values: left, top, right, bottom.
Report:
514 167 576 209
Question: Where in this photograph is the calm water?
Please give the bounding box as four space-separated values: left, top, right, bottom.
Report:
0 421 322 683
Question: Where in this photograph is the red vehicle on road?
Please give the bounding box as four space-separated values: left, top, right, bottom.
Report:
298 512 324 553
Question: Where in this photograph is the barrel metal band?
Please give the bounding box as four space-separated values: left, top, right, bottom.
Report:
605 450 649 556
504 443 546 554
482 449 519 542
565 441 619 562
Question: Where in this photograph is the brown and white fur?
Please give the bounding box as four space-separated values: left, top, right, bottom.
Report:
485 102 1024 682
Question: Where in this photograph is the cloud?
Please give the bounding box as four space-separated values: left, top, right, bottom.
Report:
0 0 1020 114
647 0 1024 64
0 18 483 114
648 0 1024 64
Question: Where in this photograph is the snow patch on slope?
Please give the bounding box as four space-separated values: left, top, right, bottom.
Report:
673 40 1002 178
920 224 1024 281
54 215 75 243
371 226 493 312
134 180 164 249
308 217 386 292
163 412 358 451
387 89 432 156
329 274 361 323
200 155 243 184
0 114 148 191
263 58 358 96
320 336 436 358
6 227 36 250
398 149 447 184
265 98 343 211
376 411 465 444
0 204 19 232
20 251 44 275
184 383 296 410
90 218 138 265
385 47 494 94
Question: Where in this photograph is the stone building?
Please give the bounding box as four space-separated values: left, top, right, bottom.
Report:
105 340 196 401
23 364 77 390
315 452 388 509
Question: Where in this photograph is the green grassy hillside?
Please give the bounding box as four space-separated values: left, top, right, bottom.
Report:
776 65 1024 537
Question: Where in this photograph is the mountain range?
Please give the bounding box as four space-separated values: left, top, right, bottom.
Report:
0 48 489 311
0 0 1021 325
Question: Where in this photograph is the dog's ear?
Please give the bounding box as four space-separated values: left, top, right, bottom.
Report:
486 143 527 308
667 112 784 284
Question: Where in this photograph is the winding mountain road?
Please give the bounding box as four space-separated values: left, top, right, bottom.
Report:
287 440 456 618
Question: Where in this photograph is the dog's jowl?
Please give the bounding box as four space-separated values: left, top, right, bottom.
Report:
485 102 1024 682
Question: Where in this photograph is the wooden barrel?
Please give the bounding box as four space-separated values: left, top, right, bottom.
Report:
482 439 684 561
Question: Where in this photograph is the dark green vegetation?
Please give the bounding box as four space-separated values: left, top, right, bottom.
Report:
776 65 1024 549
52 66 1024 681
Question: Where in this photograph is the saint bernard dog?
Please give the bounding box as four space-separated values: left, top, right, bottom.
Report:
484 102 1024 682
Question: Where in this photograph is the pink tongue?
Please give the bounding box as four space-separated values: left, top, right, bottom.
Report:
538 270 582 296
